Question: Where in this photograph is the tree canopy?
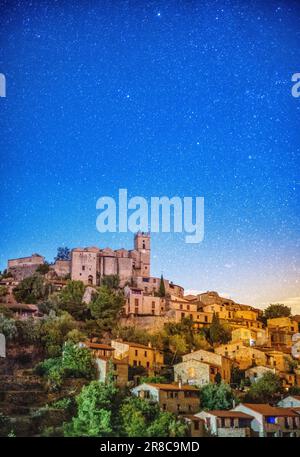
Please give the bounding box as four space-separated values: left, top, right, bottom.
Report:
263 303 291 320
64 380 119 436
199 382 236 410
244 372 283 403
208 313 231 345
58 280 86 320
13 274 51 304
120 396 187 437
89 286 124 331
55 247 71 261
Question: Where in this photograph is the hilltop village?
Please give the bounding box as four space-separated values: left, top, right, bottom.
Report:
0 232 300 437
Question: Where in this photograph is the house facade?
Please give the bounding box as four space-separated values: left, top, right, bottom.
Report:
131 383 200 415
196 410 253 437
233 403 300 437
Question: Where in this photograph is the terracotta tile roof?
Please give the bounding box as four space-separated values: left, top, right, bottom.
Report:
242 404 299 417
208 410 253 419
183 415 204 422
147 383 199 391
117 340 154 350
84 341 114 350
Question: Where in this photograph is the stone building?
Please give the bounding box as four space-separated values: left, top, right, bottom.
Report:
267 317 299 350
52 259 71 278
174 359 223 387
233 403 300 437
111 339 164 375
231 326 269 347
7 254 45 280
215 343 267 370
71 232 150 287
245 366 276 383
196 410 253 437
131 383 200 415
79 341 128 387
180 349 232 383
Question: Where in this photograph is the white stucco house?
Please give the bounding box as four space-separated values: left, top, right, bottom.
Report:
278 395 300 408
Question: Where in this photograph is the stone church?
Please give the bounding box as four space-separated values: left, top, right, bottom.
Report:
7 232 184 297
71 231 150 286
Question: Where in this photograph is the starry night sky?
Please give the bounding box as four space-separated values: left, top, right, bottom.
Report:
0 0 299 310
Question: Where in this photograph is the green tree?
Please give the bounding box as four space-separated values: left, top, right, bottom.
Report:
264 304 291 320
101 275 120 290
168 334 188 363
0 314 17 339
38 293 60 315
36 263 50 275
120 397 151 436
112 325 153 347
0 285 8 301
148 412 188 437
61 341 96 379
158 275 166 297
0 304 13 318
89 286 124 331
230 366 245 387
64 380 118 436
15 318 39 345
55 247 71 261
13 274 51 304
245 372 283 403
38 311 78 357
120 397 187 437
208 313 231 345
58 280 86 320
200 382 236 410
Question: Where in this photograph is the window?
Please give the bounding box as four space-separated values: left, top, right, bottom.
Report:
194 421 199 430
134 298 139 306
163 404 166 410
82 265 85 271
144 351 147 357
266 416 276 424
188 367 195 378
146 361 150 368
135 349 138 356
152 301 155 308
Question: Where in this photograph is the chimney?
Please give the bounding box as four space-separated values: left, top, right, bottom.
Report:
232 399 236 408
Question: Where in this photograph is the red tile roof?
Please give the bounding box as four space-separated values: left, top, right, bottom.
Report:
147 383 199 391
208 410 253 419
84 341 114 350
242 403 299 417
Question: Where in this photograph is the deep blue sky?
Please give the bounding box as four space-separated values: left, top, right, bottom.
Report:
0 0 299 310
